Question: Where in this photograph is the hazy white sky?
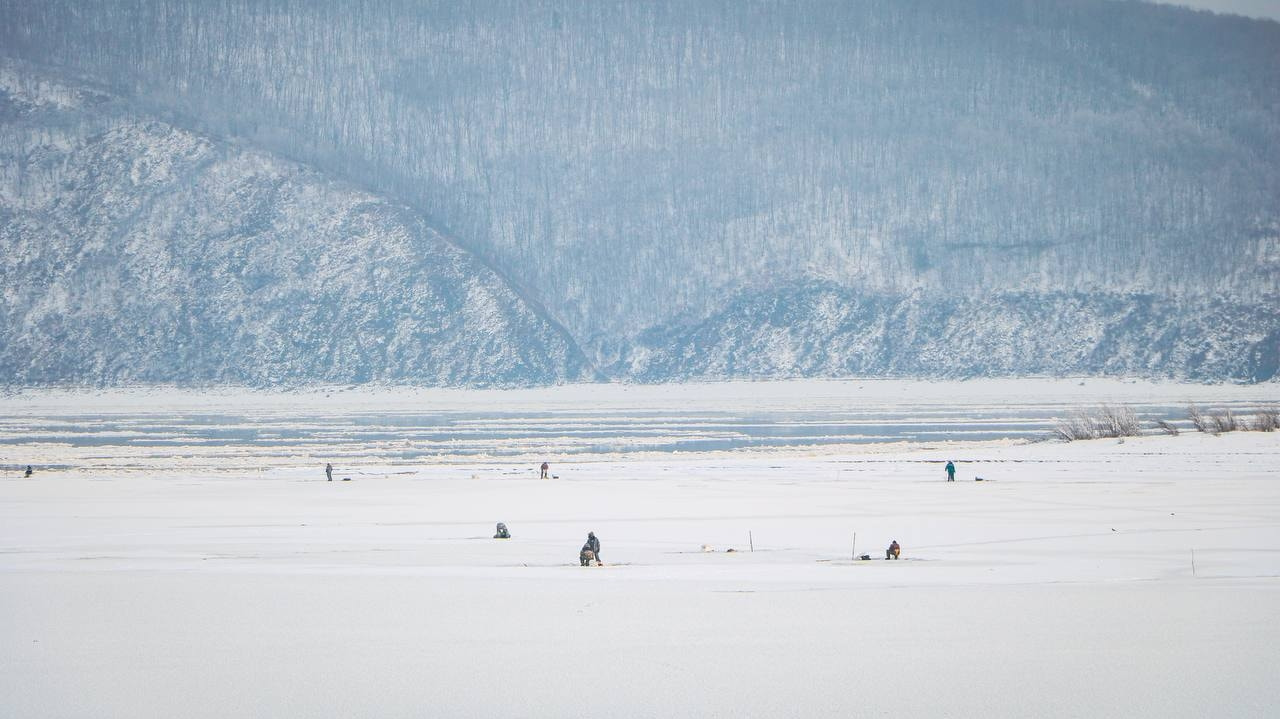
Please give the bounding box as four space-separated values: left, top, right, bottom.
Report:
1155 0 1280 20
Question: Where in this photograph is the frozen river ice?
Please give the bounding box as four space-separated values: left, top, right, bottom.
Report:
3 378 1276 472
2 379 1278 717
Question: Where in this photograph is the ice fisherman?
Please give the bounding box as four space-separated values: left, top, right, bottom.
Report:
24 465 32 478
580 531 601 566
325 463 333 482
540 461 550 479
494 522 511 539
886 540 901 560
945 460 956 482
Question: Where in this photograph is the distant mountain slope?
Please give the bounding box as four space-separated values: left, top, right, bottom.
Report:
614 283 1280 382
2 0 1279 387
2 0 1275 343
0 65 591 386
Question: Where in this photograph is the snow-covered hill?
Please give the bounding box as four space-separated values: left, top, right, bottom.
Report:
3 0 1276 343
1 68 1276 386
2 0 1279 387
614 283 1280 382
0 64 590 386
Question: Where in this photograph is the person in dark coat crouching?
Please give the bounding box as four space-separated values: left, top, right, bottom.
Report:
886 540 901 560
580 531 602 566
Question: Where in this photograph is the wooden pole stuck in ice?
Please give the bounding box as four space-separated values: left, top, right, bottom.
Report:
851 532 857 561
1191 548 1197 577
749 531 754 553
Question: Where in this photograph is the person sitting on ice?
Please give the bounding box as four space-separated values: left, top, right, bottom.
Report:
886 540 901 560
580 531 602 566
24 465 33 478
493 522 511 539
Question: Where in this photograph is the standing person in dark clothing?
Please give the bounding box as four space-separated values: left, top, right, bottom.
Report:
580 531 602 566
945 461 956 482
325 463 333 482
540 461 550 479
24 465 32 478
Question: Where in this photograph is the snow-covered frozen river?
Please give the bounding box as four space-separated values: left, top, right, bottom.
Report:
3 421 1279 717
4 378 1277 473
2 379 1279 717
0 406 1142 455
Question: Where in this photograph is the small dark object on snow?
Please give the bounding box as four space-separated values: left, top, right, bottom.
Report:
494 522 511 539
975 476 985 482
24 465 33 478
859 554 872 561
341 477 352 481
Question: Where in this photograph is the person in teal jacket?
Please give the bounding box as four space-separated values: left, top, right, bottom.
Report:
945 461 956 482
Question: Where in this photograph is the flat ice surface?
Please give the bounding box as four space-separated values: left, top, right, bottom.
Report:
4 378 1278 470
2 381 1279 717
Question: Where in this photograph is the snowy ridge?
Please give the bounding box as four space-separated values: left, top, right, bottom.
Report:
2 42 1278 386
1 1 1277 342
0 63 591 387
616 283 1280 382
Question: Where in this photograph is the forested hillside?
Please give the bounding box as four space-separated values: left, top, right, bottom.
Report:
0 64 590 386
616 283 1280 382
1 1 1277 384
